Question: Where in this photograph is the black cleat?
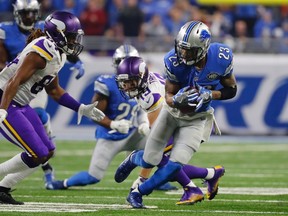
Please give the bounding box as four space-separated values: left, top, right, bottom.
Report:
0 191 24 205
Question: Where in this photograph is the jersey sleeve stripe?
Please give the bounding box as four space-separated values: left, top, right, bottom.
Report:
147 96 164 111
32 45 53 61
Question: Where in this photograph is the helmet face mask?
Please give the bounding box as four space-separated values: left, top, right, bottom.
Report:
13 0 40 31
116 57 149 99
112 44 139 67
44 11 84 56
116 76 140 98
175 21 211 65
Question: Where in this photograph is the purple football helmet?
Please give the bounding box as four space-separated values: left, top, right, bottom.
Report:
116 56 149 98
44 11 84 56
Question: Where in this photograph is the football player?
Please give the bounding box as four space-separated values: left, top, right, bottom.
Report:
115 56 226 206
0 11 104 205
114 21 237 208
0 0 86 187
45 44 151 190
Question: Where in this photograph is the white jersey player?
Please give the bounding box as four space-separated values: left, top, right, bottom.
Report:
0 11 104 205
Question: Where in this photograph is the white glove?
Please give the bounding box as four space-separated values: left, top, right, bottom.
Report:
0 109 7 123
110 119 131 134
138 123 150 136
77 101 105 125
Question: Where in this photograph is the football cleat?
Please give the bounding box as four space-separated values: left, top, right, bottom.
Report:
44 171 54 185
155 182 178 191
45 180 67 190
127 191 145 208
114 150 138 183
204 165 225 200
0 190 24 205
176 186 204 205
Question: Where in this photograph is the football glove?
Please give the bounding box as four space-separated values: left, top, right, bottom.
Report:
77 102 105 124
173 86 199 107
195 84 212 112
110 119 131 134
138 122 150 136
70 60 85 79
0 109 7 123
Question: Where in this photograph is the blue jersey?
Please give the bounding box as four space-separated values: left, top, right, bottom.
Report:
94 74 139 140
164 42 234 112
0 21 44 62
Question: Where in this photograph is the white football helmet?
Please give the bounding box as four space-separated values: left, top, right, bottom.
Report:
13 0 41 31
175 21 211 65
112 44 139 67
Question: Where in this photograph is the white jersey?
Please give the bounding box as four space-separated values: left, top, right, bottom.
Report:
0 36 66 106
136 72 165 113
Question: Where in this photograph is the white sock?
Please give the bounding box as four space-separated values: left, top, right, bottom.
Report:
0 153 29 178
132 187 140 193
0 166 38 188
186 181 197 188
205 168 215 180
131 176 146 190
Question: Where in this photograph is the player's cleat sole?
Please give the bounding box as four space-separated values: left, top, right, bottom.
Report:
114 150 138 183
205 165 225 200
0 191 24 205
126 191 145 208
176 186 204 205
155 182 178 191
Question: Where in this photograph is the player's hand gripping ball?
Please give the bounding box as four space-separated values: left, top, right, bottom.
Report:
173 86 199 114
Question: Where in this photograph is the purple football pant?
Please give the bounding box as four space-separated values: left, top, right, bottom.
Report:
0 102 55 163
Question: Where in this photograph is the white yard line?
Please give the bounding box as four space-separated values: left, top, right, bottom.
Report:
0 187 287 213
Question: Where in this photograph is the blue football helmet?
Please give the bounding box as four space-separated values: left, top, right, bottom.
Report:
13 0 40 30
175 21 211 65
112 44 139 67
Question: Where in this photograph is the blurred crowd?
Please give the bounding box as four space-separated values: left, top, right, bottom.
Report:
1 0 288 53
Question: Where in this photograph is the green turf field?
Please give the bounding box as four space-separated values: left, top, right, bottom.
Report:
0 139 287 216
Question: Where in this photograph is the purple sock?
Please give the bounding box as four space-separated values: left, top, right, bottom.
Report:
182 165 208 179
172 168 191 186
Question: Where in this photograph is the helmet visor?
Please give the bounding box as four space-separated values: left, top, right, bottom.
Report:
18 9 39 27
66 30 84 56
177 45 202 64
116 75 139 98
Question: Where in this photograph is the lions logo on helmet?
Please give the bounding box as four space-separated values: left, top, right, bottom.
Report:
175 21 211 66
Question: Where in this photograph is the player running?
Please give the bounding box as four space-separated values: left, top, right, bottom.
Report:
0 11 104 205
114 21 237 208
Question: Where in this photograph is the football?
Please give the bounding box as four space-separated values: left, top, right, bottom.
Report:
178 86 198 114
